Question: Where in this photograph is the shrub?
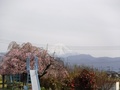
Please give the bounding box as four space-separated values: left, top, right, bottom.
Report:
71 69 96 90
95 71 117 90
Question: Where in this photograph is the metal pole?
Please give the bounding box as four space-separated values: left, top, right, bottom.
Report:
34 56 41 90
34 56 38 71
26 56 30 90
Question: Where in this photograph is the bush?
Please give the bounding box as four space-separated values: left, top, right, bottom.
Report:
95 71 117 90
40 65 118 90
70 69 96 90
40 77 71 90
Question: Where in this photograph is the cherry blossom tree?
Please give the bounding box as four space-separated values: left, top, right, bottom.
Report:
0 41 68 78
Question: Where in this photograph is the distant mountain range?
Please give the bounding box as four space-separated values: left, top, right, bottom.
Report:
1 43 120 71
48 43 120 71
63 54 120 71
0 52 5 62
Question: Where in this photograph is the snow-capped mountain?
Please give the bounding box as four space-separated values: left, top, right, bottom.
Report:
48 43 77 57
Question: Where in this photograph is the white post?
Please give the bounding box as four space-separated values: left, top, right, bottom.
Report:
115 82 119 90
110 81 119 90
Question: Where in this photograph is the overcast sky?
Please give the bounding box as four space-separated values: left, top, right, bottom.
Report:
0 0 120 57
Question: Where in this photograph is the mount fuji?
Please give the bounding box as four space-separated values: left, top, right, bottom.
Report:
48 43 77 57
